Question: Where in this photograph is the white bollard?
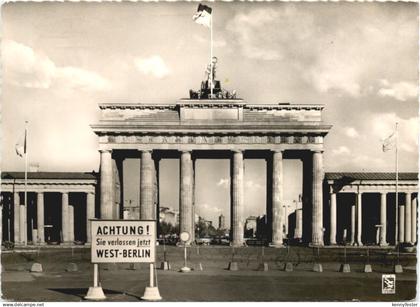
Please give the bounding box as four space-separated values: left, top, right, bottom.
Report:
180 244 191 273
85 264 106 300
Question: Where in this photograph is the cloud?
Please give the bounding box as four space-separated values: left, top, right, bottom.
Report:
2 39 109 91
370 112 418 149
134 55 170 79
196 203 223 225
226 6 417 98
55 67 109 91
332 146 351 156
343 127 359 138
193 34 227 48
377 80 418 101
401 142 417 153
216 178 229 188
226 7 314 61
305 57 362 97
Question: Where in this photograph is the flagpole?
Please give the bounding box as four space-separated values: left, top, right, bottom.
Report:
394 122 399 246
210 12 213 98
24 120 28 246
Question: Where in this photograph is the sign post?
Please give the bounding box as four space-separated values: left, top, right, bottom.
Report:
179 231 191 273
85 220 161 301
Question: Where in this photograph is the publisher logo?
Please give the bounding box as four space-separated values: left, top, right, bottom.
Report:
382 274 396 294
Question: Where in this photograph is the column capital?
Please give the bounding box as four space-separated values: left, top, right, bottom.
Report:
99 149 112 154
140 149 152 154
232 149 243 154
271 149 284 154
62 191 69 196
312 149 324 154
86 191 95 195
180 150 192 154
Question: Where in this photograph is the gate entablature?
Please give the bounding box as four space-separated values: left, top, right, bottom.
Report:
92 100 331 152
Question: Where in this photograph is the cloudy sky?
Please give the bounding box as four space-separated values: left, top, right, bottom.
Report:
2 2 418 224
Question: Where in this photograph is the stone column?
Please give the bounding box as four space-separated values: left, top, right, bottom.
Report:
311 150 324 246
411 195 417 244
380 193 387 246
152 157 159 221
356 193 363 246
180 151 193 244
37 192 45 244
86 192 95 243
113 154 125 220
191 158 196 241
330 192 337 245
154 157 161 235
404 193 412 243
19 194 27 244
100 149 114 219
271 150 284 247
14 192 20 243
295 208 303 240
399 205 405 243
69 202 74 243
350 204 355 245
140 150 154 220
231 150 244 247
62 192 69 243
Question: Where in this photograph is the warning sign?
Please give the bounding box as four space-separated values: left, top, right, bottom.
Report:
91 220 156 263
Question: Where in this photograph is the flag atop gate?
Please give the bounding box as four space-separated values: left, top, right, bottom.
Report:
193 4 212 28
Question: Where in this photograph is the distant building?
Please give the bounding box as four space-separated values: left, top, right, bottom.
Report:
123 199 139 220
218 214 226 230
198 216 213 228
256 215 269 239
245 216 258 237
159 206 179 226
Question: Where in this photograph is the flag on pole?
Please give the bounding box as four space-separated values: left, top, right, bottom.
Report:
193 3 212 28
382 131 396 152
15 129 27 158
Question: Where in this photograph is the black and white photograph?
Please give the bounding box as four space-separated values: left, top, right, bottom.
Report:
0 0 418 303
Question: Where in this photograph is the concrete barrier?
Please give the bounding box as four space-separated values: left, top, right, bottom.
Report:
364 264 372 273
394 264 403 273
339 263 351 273
228 262 238 271
160 261 170 270
128 263 142 270
257 262 268 271
312 263 323 272
30 263 43 273
284 262 293 272
66 262 78 272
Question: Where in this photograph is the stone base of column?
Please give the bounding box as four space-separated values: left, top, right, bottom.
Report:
60 241 74 246
231 241 246 247
309 242 324 247
269 242 285 248
379 242 389 247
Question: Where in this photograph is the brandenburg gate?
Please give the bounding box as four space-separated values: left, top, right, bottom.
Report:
91 99 332 246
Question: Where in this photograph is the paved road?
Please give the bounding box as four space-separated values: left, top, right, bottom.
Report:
1 246 416 302
2 263 416 302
